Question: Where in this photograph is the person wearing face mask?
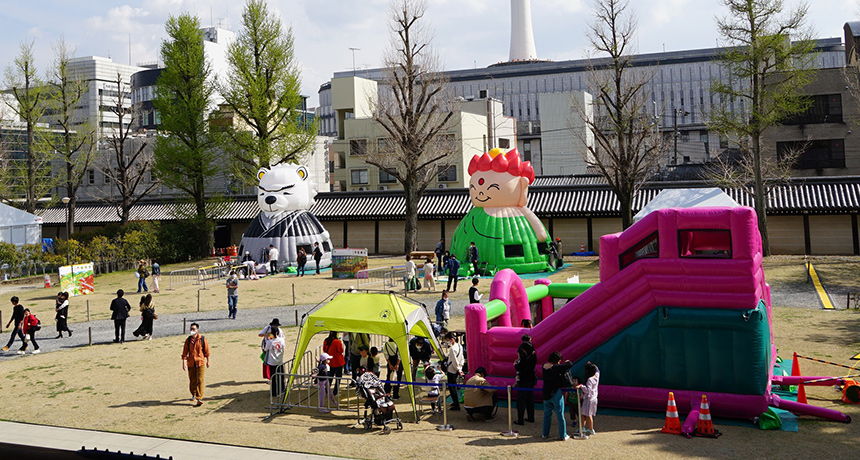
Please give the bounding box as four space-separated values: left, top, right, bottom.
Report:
181 323 210 406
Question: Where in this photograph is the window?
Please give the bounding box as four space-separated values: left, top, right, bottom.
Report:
784 94 843 125
680 132 689 142
87 169 95 185
678 229 732 259
377 138 391 155
350 169 368 185
619 232 658 269
437 166 457 182
523 141 532 162
778 139 845 170
349 139 366 156
102 169 110 185
498 138 511 149
719 135 729 149
504 244 525 258
379 170 397 183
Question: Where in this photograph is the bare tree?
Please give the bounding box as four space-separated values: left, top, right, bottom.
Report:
3 40 56 213
367 0 457 253
705 141 803 201
577 0 664 228
45 39 96 236
98 72 159 224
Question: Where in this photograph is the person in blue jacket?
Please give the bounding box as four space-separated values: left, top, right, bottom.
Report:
446 254 461 292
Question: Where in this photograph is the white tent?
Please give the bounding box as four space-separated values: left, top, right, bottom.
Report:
634 188 741 222
0 202 43 246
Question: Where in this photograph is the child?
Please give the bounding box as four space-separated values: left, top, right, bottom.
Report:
369 347 381 376
424 365 445 414
316 353 337 413
577 361 600 435
468 277 482 304
423 259 436 291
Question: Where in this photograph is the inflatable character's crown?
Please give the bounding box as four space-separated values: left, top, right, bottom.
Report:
468 148 535 184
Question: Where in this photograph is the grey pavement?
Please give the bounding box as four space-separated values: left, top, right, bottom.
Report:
0 294 475 361
0 420 340 459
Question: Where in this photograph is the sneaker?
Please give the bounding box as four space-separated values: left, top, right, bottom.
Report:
147 335 152 341
319 408 330 413
2 346 8 351
195 400 203 407
561 435 570 441
16 350 25 355
32 350 40 354
541 435 548 439
191 397 197 402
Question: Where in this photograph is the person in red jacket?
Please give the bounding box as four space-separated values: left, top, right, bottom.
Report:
18 309 40 354
322 331 345 396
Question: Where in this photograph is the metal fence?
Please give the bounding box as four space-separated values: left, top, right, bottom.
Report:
168 264 231 290
356 266 408 289
271 373 362 417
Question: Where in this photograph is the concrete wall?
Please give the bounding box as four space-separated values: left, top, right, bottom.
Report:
767 215 805 254
809 214 855 254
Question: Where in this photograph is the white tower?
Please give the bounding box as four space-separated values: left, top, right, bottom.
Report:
509 0 538 61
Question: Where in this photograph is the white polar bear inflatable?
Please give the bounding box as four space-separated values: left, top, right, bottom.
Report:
238 164 333 272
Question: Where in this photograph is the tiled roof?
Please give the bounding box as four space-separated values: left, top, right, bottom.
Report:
37 178 860 225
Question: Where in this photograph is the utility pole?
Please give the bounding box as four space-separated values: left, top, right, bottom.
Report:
673 108 690 165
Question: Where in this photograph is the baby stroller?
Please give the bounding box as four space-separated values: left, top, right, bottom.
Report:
356 370 403 433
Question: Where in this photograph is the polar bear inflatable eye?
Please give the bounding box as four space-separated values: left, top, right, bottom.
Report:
296 166 308 181
257 168 268 181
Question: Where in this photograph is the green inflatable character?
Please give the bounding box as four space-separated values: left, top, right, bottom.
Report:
450 148 550 275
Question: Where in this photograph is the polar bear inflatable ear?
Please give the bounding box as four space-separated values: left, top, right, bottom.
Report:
257 168 269 182
296 165 309 181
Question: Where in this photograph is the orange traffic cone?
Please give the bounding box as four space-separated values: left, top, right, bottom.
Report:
797 380 808 405
791 352 801 377
661 392 681 434
580 243 585 252
695 395 720 438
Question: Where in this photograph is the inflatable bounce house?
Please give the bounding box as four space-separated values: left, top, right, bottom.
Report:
450 148 550 275
239 164 334 269
465 206 850 422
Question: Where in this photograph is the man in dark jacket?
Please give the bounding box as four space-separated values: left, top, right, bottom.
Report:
542 351 573 440
468 242 479 275
2 296 25 351
514 334 537 425
110 289 132 343
446 254 460 292
313 242 323 274
408 336 432 380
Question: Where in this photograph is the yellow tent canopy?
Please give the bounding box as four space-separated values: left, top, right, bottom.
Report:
286 292 444 418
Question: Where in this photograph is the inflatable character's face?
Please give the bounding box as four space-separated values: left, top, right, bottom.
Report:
469 149 528 208
256 164 316 214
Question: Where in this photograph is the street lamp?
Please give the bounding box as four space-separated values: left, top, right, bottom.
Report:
61 196 70 266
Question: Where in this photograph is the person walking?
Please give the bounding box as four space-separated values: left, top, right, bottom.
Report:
268 245 279 274
423 259 436 291
133 294 156 340
468 241 480 276
313 242 323 274
513 334 537 425
322 331 345 396
110 289 132 343
383 338 403 400
542 351 573 441
263 325 287 397
3 296 25 351
17 309 40 354
577 361 600 435
225 270 239 319
446 254 460 292
181 323 210 406
444 332 465 411
435 291 451 329
405 255 419 291
297 248 307 277
151 260 161 293
136 260 149 293
54 292 72 338
435 239 445 270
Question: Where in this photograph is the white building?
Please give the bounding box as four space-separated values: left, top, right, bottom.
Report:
64 56 144 137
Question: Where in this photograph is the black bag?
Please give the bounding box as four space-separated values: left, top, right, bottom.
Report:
561 370 576 388
33 319 42 331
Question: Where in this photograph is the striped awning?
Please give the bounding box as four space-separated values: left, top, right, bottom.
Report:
37 178 860 225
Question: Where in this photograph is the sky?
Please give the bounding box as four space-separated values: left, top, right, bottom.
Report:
0 0 856 107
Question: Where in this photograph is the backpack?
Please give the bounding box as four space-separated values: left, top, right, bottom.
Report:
32 317 42 331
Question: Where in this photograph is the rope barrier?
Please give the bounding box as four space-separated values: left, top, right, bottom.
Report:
796 354 860 371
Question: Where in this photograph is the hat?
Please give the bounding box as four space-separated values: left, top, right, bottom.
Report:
319 353 331 362
270 318 281 327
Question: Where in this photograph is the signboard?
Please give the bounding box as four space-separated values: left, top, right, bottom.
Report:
331 248 368 278
59 263 95 296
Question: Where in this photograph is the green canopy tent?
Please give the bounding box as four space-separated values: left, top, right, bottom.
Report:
285 292 444 419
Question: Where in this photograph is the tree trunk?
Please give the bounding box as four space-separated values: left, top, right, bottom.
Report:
619 191 633 230
26 121 36 214
66 164 76 237
403 181 421 254
752 135 770 256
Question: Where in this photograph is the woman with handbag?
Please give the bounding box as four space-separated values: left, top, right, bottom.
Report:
133 294 156 340
55 292 73 338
